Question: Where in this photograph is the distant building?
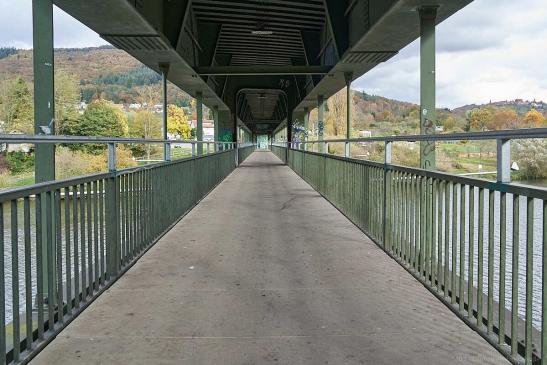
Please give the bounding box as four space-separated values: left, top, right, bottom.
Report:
359 130 372 138
129 103 142 110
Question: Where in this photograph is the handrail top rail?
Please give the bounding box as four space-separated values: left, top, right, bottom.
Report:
276 127 547 144
0 134 238 145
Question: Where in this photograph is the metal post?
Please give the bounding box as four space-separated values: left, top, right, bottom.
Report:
33 0 55 182
497 139 511 183
196 92 203 155
164 143 171 162
106 143 119 278
385 141 393 165
108 143 116 172
160 64 170 161
419 6 437 170
191 142 196 157
345 72 353 158
303 107 309 151
207 142 210 154
213 106 219 151
318 95 325 153
33 0 55 306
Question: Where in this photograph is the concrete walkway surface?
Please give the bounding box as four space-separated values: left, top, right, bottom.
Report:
31 151 509 365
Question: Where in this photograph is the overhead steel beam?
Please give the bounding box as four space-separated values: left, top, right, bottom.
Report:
196 66 332 76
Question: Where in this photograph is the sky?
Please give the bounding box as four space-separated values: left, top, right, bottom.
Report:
1 0 546 109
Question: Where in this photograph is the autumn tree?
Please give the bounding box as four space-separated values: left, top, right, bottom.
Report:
130 109 161 159
523 109 545 128
467 108 493 131
491 108 519 130
63 100 129 153
0 76 34 134
326 89 347 136
55 72 81 134
167 104 191 139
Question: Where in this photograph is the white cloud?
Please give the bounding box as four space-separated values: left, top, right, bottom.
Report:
1 0 546 108
354 0 547 108
0 0 107 49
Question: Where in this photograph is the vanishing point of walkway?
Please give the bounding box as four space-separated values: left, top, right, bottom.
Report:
32 151 509 365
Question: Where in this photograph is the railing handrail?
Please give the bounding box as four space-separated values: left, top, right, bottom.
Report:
278 127 547 144
0 134 235 145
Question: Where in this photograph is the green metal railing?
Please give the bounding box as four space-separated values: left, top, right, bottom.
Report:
275 128 547 365
271 144 287 163
0 136 237 364
237 143 255 165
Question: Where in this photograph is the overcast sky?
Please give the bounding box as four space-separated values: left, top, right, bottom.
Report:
1 0 546 108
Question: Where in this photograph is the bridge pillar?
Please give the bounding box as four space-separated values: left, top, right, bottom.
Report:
419 6 437 170
318 95 325 153
344 72 353 158
213 106 219 150
196 92 203 155
33 0 56 311
33 0 55 181
160 64 170 161
303 107 309 151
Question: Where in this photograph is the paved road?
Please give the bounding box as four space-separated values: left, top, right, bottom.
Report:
32 151 509 364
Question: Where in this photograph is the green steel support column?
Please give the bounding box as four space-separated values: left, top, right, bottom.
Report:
318 95 325 153
33 0 55 308
33 0 55 181
419 6 437 170
345 73 353 158
303 107 309 151
213 106 219 150
160 64 170 161
196 92 203 155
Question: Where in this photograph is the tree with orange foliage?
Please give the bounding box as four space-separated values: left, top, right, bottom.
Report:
523 109 545 128
490 108 519 130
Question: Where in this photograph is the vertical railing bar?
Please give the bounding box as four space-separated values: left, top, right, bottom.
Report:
477 188 485 329
525 197 534 364
46 191 55 333
73 186 79 309
99 179 105 285
55 189 63 325
35 195 44 340
459 184 466 312
444 181 449 298
23 197 32 351
541 199 547 365
64 188 72 316
452 183 457 305
86 183 92 295
468 186 475 319
0 203 5 365
499 191 507 345
79 183 86 300
436 179 443 293
487 190 494 334
511 194 519 355
10 200 20 361
93 181 99 292
432 178 438 289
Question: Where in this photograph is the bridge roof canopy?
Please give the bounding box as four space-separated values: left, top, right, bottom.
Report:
53 0 471 134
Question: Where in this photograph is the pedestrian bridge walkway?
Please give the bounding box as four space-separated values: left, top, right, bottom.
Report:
31 151 508 365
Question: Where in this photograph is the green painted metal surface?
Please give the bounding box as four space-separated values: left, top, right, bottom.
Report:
419 7 437 170
281 146 546 365
0 149 236 364
32 0 55 183
196 92 204 155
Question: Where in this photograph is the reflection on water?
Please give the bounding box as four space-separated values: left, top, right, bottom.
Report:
2 195 105 325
